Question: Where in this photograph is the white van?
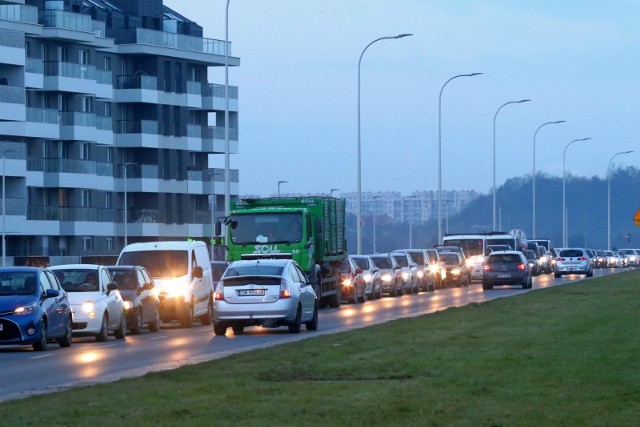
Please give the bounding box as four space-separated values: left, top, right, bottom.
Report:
117 241 213 328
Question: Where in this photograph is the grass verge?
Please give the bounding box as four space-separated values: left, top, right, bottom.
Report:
2 271 639 426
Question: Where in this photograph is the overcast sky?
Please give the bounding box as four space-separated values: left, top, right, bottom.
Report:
164 0 640 197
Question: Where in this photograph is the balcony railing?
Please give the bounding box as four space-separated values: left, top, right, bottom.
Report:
116 74 158 90
28 206 116 222
27 107 59 124
115 27 230 56
188 125 239 141
95 69 112 85
114 164 159 179
186 80 201 95
96 115 113 131
0 85 25 104
0 5 38 25
60 111 96 127
44 61 96 80
189 168 239 183
28 158 97 175
202 83 238 99
3 198 26 216
40 9 105 36
26 57 43 74
96 162 113 177
116 120 159 135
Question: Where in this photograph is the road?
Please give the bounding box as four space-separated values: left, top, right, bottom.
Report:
0 267 624 403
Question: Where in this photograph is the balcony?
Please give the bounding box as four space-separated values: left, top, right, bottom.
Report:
115 120 159 148
0 107 57 138
3 198 26 216
0 28 25 67
115 27 236 64
0 85 25 121
0 4 37 25
202 83 239 111
25 57 44 88
187 125 239 153
28 206 115 223
60 111 96 141
39 9 107 42
95 69 113 99
44 61 97 94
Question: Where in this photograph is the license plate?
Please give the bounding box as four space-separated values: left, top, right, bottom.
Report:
497 274 511 278
238 289 266 296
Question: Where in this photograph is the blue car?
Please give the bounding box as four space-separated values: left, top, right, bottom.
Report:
0 267 73 351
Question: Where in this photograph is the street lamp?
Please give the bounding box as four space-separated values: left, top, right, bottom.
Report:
357 33 412 255
532 120 565 237
563 138 591 247
437 72 482 244
408 195 418 249
208 169 218 259
330 188 340 197
2 149 16 267
493 99 530 230
608 150 633 250
277 180 287 196
224 0 231 217
121 162 137 248
373 195 381 253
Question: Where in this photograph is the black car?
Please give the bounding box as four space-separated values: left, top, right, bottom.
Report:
107 265 161 334
525 250 540 276
439 252 470 288
482 251 532 290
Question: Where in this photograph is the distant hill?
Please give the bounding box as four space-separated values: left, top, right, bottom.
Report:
346 167 640 253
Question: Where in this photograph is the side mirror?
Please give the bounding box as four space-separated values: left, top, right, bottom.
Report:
44 289 60 299
106 282 118 295
193 266 203 279
214 220 222 237
355 268 363 274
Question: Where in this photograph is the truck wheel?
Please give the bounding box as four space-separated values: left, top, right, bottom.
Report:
327 279 341 308
181 302 194 328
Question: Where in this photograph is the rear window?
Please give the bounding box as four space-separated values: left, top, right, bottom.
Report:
559 250 585 258
441 253 459 265
224 265 284 277
351 257 369 270
487 254 522 263
222 277 281 287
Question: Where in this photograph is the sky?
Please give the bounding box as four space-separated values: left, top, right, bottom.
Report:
164 0 640 197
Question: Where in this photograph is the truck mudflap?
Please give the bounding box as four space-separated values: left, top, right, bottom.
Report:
316 273 340 308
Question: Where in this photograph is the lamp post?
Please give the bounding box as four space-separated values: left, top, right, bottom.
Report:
493 99 530 229
277 180 287 196
563 138 591 247
532 120 565 237
330 188 340 198
373 195 381 253
408 195 418 249
2 149 16 267
437 72 482 244
122 162 137 248
357 33 412 255
224 0 231 217
209 169 217 259
608 150 633 250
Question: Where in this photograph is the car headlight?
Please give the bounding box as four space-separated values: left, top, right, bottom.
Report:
164 279 189 298
401 272 409 280
417 271 424 278
82 301 95 313
13 303 37 315
451 269 461 275
382 274 393 282
342 278 352 287
123 301 133 310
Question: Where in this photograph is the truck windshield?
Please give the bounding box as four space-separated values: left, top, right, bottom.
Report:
118 250 188 278
486 238 515 250
230 212 303 244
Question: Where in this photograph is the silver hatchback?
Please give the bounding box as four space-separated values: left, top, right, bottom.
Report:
212 259 318 335
554 248 593 278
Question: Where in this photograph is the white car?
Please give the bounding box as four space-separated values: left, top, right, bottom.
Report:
50 265 126 342
212 259 318 335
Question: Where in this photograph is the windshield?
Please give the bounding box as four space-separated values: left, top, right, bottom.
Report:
54 269 100 292
118 250 188 278
525 251 536 260
531 240 550 250
211 263 228 281
0 272 37 296
406 252 424 264
223 264 284 277
391 255 408 267
370 257 392 269
230 212 303 244
351 257 369 270
442 238 483 257
441 253 459 265
486 238 515 250
426 250 438 263
107 269 138 290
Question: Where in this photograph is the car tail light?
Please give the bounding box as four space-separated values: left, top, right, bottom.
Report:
517 263 526 271
280 281 291 299
578 257 588 261
556 257 565 261
214 283 224 301
482 264 491 271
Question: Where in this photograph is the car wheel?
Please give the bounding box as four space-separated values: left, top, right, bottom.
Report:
130 308 143 335
148 310 161 333
554 272 561 278
586 270 593 278
375 286 382 299
58 316 73 348
232 324 244 335
32 319 48 351
328 281 342 308
305 302 319 331
114 312 127 340
96 313 109 342
181 301 194 328
288 305 302 334
482 282 493 291
199 296 213 326
213 322 227 336
358 287 366 303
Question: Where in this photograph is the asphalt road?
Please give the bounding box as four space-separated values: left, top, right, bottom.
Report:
0 267 625 403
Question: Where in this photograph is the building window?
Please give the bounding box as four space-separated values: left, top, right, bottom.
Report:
106 237 113 252
104 56 111 71
80 143 89 160
79 49 90 65
82 237 93 251
105 192 111 209
82 96 92 113
81 190 91 207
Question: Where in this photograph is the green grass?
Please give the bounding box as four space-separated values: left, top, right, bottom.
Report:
2 271 640 426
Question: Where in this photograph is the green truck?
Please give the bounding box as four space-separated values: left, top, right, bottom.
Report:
219 196 347 307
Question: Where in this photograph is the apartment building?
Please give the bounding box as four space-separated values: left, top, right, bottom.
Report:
0 0 239 264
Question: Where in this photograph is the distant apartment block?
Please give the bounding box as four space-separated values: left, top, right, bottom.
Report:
0 0 239 263
341 190 479 224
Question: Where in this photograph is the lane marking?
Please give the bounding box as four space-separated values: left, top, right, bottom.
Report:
30 354 54 360
149 336 168 340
